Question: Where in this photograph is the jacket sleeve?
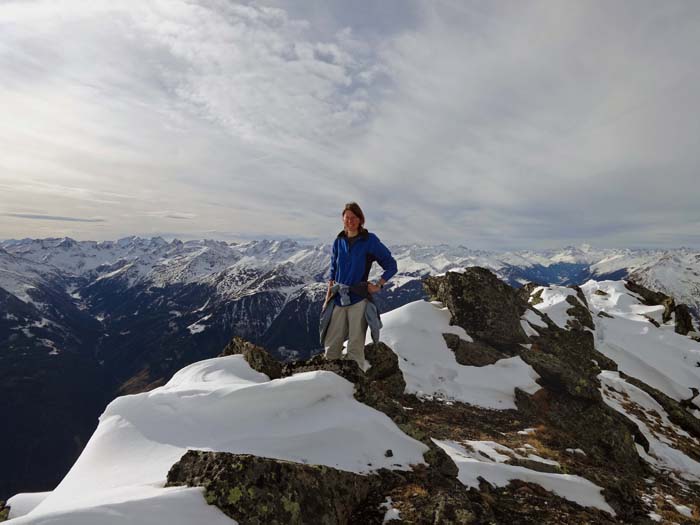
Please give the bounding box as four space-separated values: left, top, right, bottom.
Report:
329 239 338 281
371 235 397 282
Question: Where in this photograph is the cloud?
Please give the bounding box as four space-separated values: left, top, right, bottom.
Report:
145 211 198 220
1 0 699 248
4 213 105 223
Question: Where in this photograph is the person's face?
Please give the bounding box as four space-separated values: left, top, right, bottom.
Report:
343 210 361 232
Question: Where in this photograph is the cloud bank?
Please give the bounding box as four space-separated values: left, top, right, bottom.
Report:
1 0 699 248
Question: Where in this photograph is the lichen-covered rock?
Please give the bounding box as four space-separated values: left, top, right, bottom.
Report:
219 336 282 379
0 501 9 522
167 451 380 525
423 268 530 346
442 333 515 366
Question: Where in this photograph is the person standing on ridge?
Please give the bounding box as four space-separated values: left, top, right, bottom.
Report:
321 202 397 369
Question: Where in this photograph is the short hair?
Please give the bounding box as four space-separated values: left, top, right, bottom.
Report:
342 202 365 226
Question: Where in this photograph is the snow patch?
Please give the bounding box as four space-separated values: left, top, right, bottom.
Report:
377 300 541 409
11 356 427 523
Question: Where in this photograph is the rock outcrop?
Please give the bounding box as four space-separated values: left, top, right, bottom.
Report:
167 451 380 525
625 280 698 335
423 268 649 521
219 336 282 379
166 270 700 524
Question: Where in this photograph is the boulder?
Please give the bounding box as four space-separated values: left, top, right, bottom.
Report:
166 451 380 525
423 268 530 346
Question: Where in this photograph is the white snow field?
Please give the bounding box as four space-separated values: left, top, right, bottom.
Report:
374 300 541 409
580 280 700 409
7 356 427 524
433 439 616 515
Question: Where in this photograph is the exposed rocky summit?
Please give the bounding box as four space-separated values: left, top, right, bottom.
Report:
159 268 700 523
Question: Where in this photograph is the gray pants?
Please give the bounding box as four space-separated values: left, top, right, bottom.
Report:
324 299 368 368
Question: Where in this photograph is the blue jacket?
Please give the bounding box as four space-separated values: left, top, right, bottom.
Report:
329 230 397 306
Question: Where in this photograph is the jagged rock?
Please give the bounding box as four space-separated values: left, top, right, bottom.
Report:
219 336 282 379
674 303 697 335
166 450 381 525
643 315 661 328
0 501 9 522
521 329 616 400
619 372 700 441
442 333 515 366
564 289 594 331
594 289 609 296
423 268 530 346
625 280 670 308
364 342 406 398
624 280 698 334
518 282 546 306
514 388 647 520
423 270 649 519
598 311 614 319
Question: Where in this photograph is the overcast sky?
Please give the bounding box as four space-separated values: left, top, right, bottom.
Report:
1 0 699 249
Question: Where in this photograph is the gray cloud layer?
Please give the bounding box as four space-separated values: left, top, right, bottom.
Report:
3 213 105 223
1 0 699 248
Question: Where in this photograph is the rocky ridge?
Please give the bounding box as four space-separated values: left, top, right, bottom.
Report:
159 268 700 524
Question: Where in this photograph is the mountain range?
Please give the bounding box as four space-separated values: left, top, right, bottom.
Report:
2 237 700 502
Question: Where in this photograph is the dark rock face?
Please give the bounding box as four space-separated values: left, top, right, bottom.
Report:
442 333 515 366
625 280 697 335
564 288 595 331
219 336 282 379
423 268 530 346
167 451 379 525
674 304 696 335
0 500 9 522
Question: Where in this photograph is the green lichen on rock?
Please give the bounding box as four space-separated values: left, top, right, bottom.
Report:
227 486 243 504
0 501 9 522
167 450 380 524
219 336 283 379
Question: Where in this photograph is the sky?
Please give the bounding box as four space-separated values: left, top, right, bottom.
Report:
1 0 699 250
